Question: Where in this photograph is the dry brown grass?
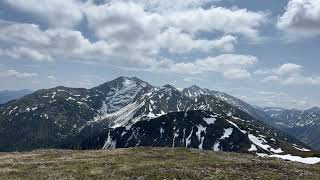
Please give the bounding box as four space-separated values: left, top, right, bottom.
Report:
0 147 319 179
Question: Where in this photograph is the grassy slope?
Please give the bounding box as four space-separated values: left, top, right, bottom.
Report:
0 147 319 180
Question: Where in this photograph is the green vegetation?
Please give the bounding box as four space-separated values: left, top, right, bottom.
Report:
0 147 319 179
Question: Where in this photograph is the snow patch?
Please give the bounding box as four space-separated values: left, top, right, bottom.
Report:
213 141 220 151
258 153 320 165
220 128 233 140
121 132 126 137
66 97 76 101
270 148 283 154
52 92 56 99
196 125 206 141
203 117 216 125
269 154 320 164
248 144 257 152
160 127 164 138
292 144 311 152
185 129 193 148
248 134 271 152
226 120 247 134
103 131 116 149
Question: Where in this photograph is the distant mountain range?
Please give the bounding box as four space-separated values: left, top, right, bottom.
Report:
0 89 32 104
0 77 317 158
259 106 320 150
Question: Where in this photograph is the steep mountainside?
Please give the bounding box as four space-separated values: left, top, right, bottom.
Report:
0 89 32 104
262 107 320 128
261 107 320 150
182 85 320 150
0 77 312 154
0 87 98 151
81 110 307 156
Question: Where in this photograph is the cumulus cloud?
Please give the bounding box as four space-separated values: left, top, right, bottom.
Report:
257 63 320 85
283 75 320 85
84 2 162 42
165 54 257 79
0 22 149 67
166 7 268 40
277 0 320 37
0 22 50 45
104 0 267 40
276 63 302 75
158 29 237 53
115 0 217 12
0 47 53 62
3 0 84 28
0 1 267 79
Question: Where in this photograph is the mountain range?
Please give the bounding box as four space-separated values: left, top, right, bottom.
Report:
0 77 318 159
260 106 320 150
180 84 320 150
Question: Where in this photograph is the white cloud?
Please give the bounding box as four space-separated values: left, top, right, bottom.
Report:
158 28 237 53
0 47 53 62
283 75 320 85
0 22 50 45
0 1 267 79
223 68 252 80
254 63 302 76
116 0 217 12
277 63 302 75
84 2 245 57
0 69 37 79
0 22 153 67
84 2 161 43
166 6 268 40
165 54 257 79
277 0 320 37
3 0 84 28
257 63 320 85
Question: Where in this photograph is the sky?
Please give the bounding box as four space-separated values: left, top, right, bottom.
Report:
0 0 320 109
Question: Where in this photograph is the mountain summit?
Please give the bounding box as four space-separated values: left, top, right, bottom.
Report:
0 77 314 159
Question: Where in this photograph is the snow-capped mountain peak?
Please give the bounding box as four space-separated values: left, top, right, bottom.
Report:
0 76 314 154
182 85 211 98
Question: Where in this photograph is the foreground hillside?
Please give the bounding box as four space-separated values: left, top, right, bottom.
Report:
0 148 320 180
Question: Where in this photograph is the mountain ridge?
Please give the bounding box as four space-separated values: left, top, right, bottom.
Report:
0 76 316 157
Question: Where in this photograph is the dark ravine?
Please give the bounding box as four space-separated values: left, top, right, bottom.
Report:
0 76 315 157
